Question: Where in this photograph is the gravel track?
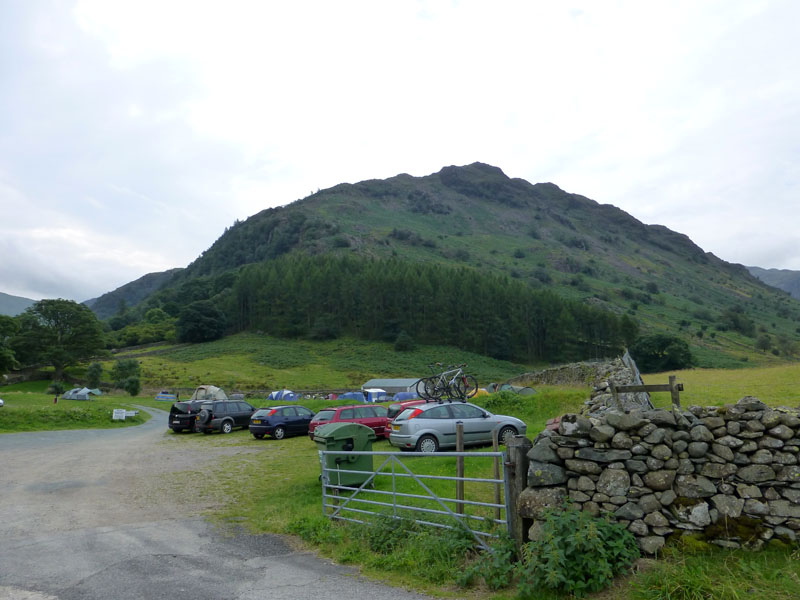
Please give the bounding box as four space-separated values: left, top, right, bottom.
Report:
0 407 438 600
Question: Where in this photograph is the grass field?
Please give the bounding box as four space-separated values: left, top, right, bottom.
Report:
0 381 149 433
5 351 800 598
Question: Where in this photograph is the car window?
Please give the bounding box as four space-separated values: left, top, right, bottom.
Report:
423 405 451 419
281 407 297 416
252 409 270 418
314 410 335 422
172 402 193 414
340 408 355 419
395 408 416 420
214 403 227 415
450 404 484 419
372 405 387 417
387 404 403 419
297 407 313 417
355 406 373 418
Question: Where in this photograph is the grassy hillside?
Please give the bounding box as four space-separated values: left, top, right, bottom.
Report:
89 162 800 368
81 332 532 394
748 265 800 300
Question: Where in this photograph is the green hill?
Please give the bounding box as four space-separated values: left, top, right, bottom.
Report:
747 266 800 300
94 162 800 368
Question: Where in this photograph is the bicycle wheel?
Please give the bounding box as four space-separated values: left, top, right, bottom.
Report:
415 378 429 399
426 377 444 401
462 375 478 398
452 375 478 400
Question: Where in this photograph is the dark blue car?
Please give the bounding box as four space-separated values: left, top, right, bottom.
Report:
249 405 315 440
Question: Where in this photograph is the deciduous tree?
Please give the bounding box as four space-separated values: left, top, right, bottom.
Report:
12 299 105 379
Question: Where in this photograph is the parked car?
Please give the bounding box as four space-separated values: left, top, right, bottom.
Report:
387 398 427 421
195 400 256 434
308 404 390 439
0 398 4 407
250 405 315 440
167 400 206 433
388 401 527 452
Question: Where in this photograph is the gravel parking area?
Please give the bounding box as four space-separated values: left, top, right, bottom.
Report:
0 407 437 600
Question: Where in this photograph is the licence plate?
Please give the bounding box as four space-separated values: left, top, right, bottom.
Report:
252 419 262 424
392 424 400 431
173 420 180 424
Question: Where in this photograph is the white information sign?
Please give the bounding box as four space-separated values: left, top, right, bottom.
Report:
112 409 127 421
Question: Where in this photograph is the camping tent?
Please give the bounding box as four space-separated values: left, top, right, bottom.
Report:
267 389 301 402
363 388 389 403
487 383 536 396
155 390 177 402
338 391 366 403
392 391 418 402
62 387 102 400
189 385 229 401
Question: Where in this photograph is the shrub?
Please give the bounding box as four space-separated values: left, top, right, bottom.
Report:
122 376 140 396
48 381 66 395
459 533 517 590
86 362 103 388
111 358 140 388
630 334 693 373
516 506 639 597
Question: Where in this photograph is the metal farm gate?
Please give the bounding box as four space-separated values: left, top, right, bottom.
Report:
319 450 511 551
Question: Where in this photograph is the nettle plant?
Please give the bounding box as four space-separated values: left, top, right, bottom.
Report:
517 505 640 598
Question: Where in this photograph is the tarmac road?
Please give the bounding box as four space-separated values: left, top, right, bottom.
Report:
0 407 437 600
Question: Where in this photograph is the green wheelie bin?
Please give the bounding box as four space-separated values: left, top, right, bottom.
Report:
314 422 376 487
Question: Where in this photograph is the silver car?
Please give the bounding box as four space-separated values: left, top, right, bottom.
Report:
388 401 527 452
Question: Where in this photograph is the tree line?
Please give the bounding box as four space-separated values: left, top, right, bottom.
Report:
224 254 638 363
0 255 642 380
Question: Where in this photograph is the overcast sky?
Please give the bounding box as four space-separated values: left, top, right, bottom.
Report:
2 0 799 302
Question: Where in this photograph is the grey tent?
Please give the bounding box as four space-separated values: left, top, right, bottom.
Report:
62 387 102 400
189 385 229 401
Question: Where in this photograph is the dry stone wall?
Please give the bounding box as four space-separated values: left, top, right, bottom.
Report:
517 396 800 555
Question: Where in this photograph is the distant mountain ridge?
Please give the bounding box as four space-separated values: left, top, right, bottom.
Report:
0 291 35 316
747 266 800 300
84 268 183 320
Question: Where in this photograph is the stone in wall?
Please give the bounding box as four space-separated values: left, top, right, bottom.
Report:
520 397 800 554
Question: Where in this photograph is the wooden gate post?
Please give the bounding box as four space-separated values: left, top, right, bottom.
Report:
506 435 533 549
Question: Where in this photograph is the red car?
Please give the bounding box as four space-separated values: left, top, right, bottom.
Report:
308 404 390 439
387 399 427 422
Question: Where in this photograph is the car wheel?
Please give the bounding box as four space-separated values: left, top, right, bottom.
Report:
221 421 233 434
416 434 439 453
498 426 517 445
272 426 286 440
253 433 264 440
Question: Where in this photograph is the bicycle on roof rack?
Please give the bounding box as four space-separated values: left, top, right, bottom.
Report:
415 363 478 402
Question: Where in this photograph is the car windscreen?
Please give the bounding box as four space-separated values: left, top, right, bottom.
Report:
313 410 335 422
171 402 194 414
252 409 271 418
387 404 403 419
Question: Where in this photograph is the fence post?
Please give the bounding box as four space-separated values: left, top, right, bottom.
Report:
456 421 464 515
492 428 501 522
669 375 681 408
506 435 533 549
